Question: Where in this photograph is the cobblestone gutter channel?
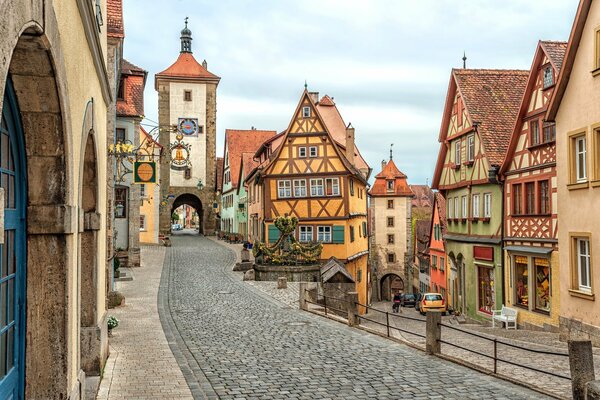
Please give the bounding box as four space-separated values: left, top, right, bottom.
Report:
158 234 547 400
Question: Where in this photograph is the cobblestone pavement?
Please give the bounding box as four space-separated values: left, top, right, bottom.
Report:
96 246 194 400
163 234 547 400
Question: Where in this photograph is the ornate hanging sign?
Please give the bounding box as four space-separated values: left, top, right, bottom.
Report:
134 161 156 183
169 133 192 171
178 118 199 137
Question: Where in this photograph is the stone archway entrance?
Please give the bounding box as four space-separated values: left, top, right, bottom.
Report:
171 193 203 234
380 274 404 301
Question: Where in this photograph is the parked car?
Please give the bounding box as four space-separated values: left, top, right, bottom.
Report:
401 294 417 307
418 292 447 316
171 223 182 231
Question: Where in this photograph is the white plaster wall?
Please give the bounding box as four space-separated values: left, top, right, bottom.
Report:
372 196 411 268
169 81 207 186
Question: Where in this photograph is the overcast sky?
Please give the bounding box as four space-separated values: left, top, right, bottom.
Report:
123 0 576 185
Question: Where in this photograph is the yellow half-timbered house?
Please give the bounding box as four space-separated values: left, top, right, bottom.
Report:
260 90 371 306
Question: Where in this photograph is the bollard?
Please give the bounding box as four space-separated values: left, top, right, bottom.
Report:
587 381 600 400
568 340 595 400
277 276 287 289
425 311 442 355
345 292 359 327
298 282 308 310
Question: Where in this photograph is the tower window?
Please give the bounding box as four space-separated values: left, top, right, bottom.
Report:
184 90 192 101
302 106 311 118
184 168 192 180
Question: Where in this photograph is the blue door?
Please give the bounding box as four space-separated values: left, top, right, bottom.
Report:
0 79 27 400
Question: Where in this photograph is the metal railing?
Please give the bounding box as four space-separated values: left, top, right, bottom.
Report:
355 301 426 339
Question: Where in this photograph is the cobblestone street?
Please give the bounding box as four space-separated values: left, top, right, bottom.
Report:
159 233 547 399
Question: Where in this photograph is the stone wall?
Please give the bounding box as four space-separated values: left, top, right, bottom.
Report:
254 264 321 282
560 316 600 347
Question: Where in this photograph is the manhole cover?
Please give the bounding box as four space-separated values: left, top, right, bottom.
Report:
218 291 232 294
286 321 310 326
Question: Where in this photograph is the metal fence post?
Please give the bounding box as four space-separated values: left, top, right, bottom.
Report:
345 292 359 327
425 311 441 355
386 312 390 337
568 340 595 400
323 294 327 316
493 338 497 374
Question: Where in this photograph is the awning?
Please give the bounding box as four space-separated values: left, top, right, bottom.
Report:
504 245 553 255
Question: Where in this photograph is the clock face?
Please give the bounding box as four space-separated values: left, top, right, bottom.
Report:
178 118 198 136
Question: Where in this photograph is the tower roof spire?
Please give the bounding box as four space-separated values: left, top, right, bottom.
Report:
180 17 192 53
389 143 394 160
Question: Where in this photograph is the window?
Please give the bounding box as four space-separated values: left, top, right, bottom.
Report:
184 168 191 180
448 197 454 218
543 123 556 143
387 253 396 263
116 128 126 143
350 226 355 242
184 90 192 101
454 196 459 219
513 184 522 215
299 226 313 242
117 76 125 100
310 178 324 196
571 134 587 183
455 140 461 165
595 27 600 70
467 134 475 162
461 196 467 219
115 187 127 218
349 179 354 196
534 258 551 312
277 180 291 198
325 178 340 196
478 266 494 314
525 182 535 214
440 257 445 272
298 147 307 158
431 255 438 269
317 226 331 243
472 194 480 218
293 179 306 197
309 146 318 157
514 256 529 308
484 193 491 218
387 180 394 190
140 215 146 231
539 180 550 214
543 66 553 88
302 106 311 118
577 238 592 292
362 221 367 237
387 234 395 244
139 183 146 198
530 120 540 146
387 217 394 227
387 199 394 209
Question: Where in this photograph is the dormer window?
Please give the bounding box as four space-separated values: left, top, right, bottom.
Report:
387 180 394 191
543 66 553 89
117 76 125 100
302 106 311 118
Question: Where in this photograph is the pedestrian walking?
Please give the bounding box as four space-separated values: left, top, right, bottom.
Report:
392 291 402 313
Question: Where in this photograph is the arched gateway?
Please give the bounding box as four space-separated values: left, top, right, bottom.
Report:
156 21 220 236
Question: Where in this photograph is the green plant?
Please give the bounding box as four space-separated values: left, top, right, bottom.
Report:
113 257 120 271
107 316 119 330
172 212 179 221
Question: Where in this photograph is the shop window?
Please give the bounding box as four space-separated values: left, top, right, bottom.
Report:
525 182 535 214
539 180 550 214
514 256 529 308
513 184 522 215
277 180 291 198
310 178 324 197
530 120 540 146
387 234 394 244
387 217 394 227
534 258 551 313
387 253 396 263
478 265 494 314
115 187 127 218
387 199 394 209
293 179 306 197
325 178 340 196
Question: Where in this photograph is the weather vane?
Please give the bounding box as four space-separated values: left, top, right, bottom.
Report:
390 143 394 160
185 16 189 27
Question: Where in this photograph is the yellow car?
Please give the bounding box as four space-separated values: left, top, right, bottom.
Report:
418 293 447 316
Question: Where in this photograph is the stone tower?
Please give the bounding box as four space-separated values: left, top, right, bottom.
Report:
155 19 220 235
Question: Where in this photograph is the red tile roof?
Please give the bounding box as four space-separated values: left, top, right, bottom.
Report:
237 152 260 193
415 219 432 258
369 159 413 196
155 53 220 88
453 69 529 166
225 129 277 190
216 157 224 192
410 184 434 209
434 192 447 236
107 0 124 39
117 59 147 118
540 41 568 72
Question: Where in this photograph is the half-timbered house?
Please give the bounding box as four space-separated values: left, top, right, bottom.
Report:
432 69 528 321
257 90 371 306
500 41 567 330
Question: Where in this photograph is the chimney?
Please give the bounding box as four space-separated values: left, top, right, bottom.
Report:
309 91 319 104
345 123 355 165
381 159 387 170
202 59 208 69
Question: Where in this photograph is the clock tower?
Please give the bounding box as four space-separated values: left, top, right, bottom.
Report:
155 19 220 235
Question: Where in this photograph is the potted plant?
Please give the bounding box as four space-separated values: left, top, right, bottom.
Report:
107 315 119 337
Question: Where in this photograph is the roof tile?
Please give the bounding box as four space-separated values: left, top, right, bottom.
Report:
225 129 277 190
107 0 124 38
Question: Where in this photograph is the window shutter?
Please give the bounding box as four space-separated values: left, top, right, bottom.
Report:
332 226 345 243
362 221 367 237
268 225 280 242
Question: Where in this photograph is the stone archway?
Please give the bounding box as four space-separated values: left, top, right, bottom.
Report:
7 27 73 399
171 193 204 234
380 273 404 301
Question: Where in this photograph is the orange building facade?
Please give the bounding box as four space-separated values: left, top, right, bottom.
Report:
428 193 447 298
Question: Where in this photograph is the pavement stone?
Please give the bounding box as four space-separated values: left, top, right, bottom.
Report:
161 233 548 400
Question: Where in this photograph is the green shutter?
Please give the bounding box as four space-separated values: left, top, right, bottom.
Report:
268 225 280 243
362 221 367 237
332 226 345 244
